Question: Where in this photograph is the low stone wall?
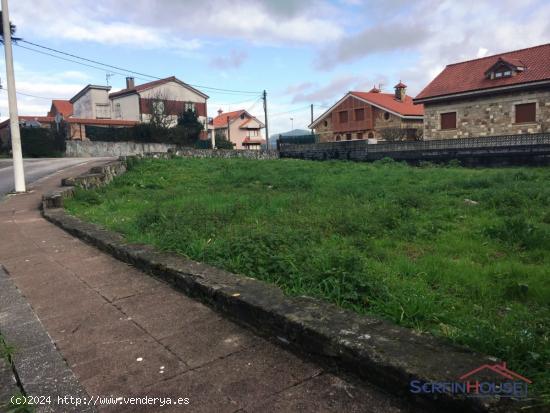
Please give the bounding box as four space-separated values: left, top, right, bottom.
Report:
65 140 178 157
42 160 127 209
40 159 527 413
65 140 280 159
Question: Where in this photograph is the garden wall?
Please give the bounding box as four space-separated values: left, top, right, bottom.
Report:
65 140 177 157
66 140 280 159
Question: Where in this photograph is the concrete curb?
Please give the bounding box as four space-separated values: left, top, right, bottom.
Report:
0 265 95 413
41 158 528 413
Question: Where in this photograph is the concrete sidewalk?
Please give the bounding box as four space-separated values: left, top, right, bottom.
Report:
0 161 413 413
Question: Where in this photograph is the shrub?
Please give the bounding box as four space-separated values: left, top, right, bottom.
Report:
12 127 66 157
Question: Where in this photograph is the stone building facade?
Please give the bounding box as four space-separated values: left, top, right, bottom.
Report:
311 84 424 142
415 43 550 140
422 89 550 140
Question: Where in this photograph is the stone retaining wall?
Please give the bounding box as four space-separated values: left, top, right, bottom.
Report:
65 140 178 157
66 140 279 159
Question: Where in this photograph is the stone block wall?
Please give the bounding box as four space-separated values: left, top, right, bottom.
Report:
66 140 178 157
423 89 550 140
65 140 279 159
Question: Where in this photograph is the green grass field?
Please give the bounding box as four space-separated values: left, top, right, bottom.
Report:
66 158 550 400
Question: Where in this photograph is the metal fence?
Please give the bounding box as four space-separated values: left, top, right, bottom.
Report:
277 134 318 149
278 133 550 164
280 133 550 153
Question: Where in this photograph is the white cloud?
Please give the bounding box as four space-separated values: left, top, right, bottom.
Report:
0 61 86 120
10 0 342 49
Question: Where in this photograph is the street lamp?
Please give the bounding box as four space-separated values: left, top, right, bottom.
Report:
290 117 294 130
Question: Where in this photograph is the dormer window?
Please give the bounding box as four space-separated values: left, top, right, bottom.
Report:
485 58 525 80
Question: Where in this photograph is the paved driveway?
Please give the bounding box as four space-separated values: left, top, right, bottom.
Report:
0 157 113 198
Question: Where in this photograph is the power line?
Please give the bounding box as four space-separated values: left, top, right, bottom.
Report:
16 40 261 95
209 95 261 106
20 39 159 81
15 44 151 82
0 87 62 100
270 105 311 117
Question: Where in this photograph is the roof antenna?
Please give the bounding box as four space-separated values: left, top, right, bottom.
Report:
106 73 114 86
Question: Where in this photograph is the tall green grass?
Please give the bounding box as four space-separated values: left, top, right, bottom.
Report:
66 158 550 400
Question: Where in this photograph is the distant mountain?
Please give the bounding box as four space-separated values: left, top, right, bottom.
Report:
268 129 312 148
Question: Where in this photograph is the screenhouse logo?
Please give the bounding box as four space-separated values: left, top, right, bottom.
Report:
410 362 532 398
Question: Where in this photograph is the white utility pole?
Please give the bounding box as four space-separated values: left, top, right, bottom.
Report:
207 118 215 149
2 0 25 192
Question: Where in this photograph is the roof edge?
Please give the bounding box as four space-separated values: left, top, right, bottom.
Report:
414 79 550 104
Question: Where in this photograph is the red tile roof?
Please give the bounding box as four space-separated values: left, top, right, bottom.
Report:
47 100 73 117
0 116 55 129
415 43 550 101
109 76 208 99
212 110 245 127
0 116 138 129
350 91 424 116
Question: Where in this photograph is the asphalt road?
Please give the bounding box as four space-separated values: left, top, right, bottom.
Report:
0 157 113 198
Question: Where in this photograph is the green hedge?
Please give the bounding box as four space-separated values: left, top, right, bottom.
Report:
4 127 66 158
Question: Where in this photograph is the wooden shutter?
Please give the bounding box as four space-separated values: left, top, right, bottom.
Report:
440 112 456 130
354 108 365 121
339 111 348 123
515 103 536 123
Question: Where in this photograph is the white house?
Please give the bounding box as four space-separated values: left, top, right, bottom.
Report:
69 85 113 119
109 76 209 128
68 76 209 135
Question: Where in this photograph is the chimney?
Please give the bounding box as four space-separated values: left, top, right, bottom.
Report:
126 77 135 89
217 108 223 116
369 85 381 93
394 81 407 101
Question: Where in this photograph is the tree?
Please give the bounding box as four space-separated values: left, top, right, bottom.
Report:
214 129 234 149
171 108 204 146
379 127 423 142
0 12 21 44
144 91 178 129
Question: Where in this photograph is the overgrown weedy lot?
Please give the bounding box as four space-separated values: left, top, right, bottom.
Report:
66 158 550 400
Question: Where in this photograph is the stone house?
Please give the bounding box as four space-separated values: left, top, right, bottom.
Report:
309 83 424 142
211 109 265 149
414 43 550 139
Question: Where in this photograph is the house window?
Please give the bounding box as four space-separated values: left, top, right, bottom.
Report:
323 120 328 127
335 135 341 141
515 103 536 123
357 132 363 140
185 102 196 112
384 112 390 120
354 108 364 121
95 104 111 119
440 112 457 130
368 132 374 139
346 133 352 140
114 103 121 119
339 111 348 123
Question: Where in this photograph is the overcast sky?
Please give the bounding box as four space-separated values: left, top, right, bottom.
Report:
1 0 549 135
